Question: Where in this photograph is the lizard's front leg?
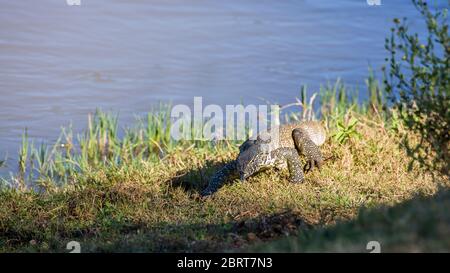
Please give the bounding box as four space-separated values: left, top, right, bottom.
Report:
292 128 323 173
201 160 238 197
271 147 304 183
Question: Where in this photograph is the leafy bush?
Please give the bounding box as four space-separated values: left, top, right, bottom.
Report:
383 0 449 177
333 117 361 145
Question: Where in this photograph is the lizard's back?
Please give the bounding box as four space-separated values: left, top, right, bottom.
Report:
252 121 326 151
278 121 326 148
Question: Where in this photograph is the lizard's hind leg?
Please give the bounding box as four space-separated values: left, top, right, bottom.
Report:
201 160 238 197
271 147 304 183
292 128 323 173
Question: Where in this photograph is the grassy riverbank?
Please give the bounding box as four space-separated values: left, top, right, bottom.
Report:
0 78 448 252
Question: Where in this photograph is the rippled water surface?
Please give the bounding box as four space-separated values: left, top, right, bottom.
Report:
0 0 428 172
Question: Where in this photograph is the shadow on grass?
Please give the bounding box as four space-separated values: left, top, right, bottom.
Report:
11 210 311 253
249 187 450 253
3 188 450 252
166 159 234 195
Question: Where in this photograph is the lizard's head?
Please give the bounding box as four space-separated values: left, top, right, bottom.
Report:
236 145 267 181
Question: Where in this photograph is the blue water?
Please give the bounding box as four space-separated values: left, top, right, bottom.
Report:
0 0 431 174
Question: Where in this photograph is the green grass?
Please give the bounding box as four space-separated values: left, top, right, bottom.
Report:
0 76 448 252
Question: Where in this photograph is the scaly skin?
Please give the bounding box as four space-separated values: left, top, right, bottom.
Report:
201 121 326 197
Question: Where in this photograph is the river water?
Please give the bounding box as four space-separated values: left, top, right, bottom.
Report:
0 0 429 174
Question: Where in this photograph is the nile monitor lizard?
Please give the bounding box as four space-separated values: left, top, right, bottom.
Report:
201 121 326 196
